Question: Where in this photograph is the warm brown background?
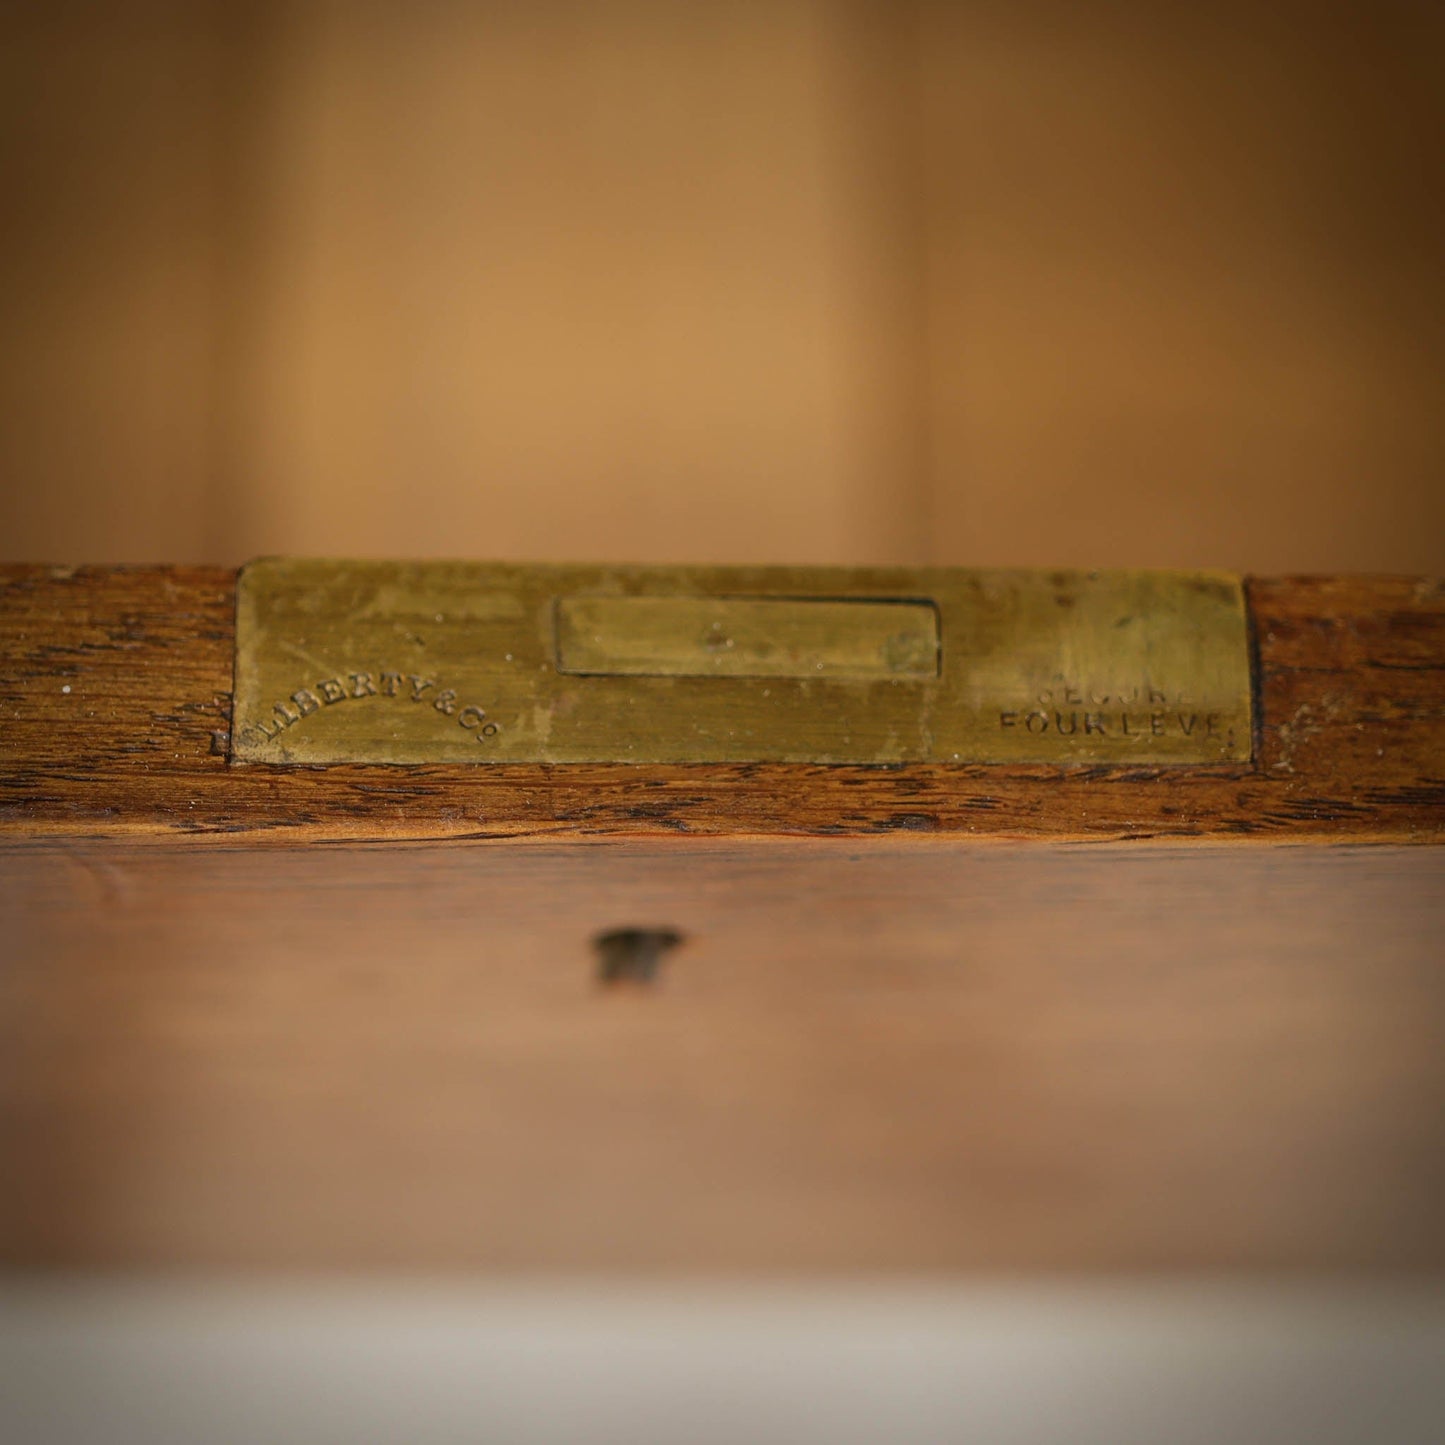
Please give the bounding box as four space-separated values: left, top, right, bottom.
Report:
1 1 1441 572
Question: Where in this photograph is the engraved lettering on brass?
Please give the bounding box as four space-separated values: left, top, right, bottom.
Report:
999 693 1232 748
232 562 1253 765
235 665 501 751
1001 678 1235 747
457 705 499 739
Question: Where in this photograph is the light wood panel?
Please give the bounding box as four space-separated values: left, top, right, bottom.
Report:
0 5 220 561
0 1 926 568
2 4 1440 572
918 1 1445 572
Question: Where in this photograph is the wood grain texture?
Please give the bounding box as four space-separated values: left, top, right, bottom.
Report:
0 566 1442 842
2 839 1442 1271
1 567 1443 1271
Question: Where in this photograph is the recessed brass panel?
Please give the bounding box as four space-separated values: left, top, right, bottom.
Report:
232 561 1253 765
555 595 940 679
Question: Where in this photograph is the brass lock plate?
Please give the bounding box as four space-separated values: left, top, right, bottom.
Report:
232 561 1253 765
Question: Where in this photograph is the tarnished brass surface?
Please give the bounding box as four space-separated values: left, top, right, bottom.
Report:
232 561 1253 765
555 595 940 679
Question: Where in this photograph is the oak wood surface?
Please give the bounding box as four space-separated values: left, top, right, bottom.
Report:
1 567 1442 1272
0 566 1442 842
2 838 1442 1271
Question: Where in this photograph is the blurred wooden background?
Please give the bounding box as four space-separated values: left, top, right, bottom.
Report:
1 1 1441 571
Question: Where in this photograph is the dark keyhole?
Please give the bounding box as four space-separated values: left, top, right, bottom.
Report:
593 928 683 986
